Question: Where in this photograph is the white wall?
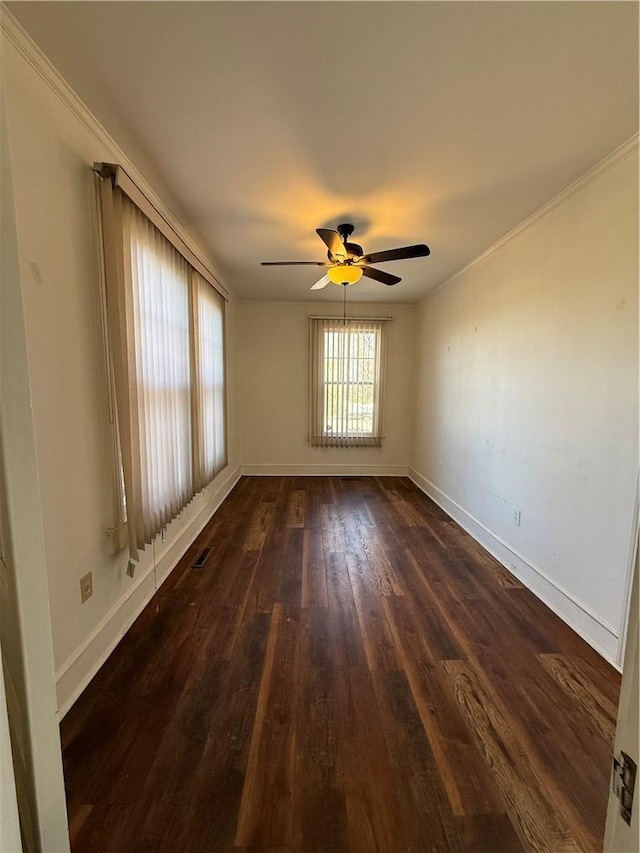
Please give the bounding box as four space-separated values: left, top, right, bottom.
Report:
2 23 241 718
238 301 416 475
411 148 638 665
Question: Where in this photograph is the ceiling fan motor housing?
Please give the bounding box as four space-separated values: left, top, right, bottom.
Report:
328 243 363 262
335 224 361 261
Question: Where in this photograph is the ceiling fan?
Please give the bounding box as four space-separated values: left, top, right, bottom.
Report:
261 223 430 289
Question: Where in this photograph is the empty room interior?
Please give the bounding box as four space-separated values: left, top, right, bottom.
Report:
1 2 639 852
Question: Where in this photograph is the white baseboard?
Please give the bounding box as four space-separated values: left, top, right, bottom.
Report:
408 468 621 669
55 465 241 718
241 464 410 477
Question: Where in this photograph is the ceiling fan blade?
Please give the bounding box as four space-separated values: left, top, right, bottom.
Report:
310 275 330 291
316 228 347 260
361 266 401 286
261 261 329 266
360 244 430 264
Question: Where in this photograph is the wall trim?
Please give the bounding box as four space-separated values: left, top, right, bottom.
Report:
0 7 231 301
241 464 410 477
408 468 622 669
421 133 640 305
55 465 241 718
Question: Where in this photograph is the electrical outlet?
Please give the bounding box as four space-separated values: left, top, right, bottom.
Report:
80 571 93 603
513 508 521 526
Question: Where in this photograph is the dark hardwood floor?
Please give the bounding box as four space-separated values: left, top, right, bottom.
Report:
61 476 620 852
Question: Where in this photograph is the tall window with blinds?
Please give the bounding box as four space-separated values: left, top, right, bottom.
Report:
130 204 193 535
190 270 227 492
96 168 227 561
310 318 387 447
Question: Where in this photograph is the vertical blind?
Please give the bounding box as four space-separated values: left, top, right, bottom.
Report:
310 318 387 447
98 176 227 560
190 270 227 491
131 203 193 537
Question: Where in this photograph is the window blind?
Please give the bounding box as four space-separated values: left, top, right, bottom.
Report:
97 173 227 561
190 270 227 491
309 318 387 448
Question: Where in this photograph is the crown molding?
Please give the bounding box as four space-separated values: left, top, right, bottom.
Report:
0 5 231 300
422 132 639 304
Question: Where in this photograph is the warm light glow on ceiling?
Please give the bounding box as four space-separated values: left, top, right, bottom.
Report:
327 265 363 286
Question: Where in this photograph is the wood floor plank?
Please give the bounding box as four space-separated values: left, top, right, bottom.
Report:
443 659 583 852
301 528 328 609
449 815 526 853
476 652 611 850
286 489 306 528
235 603 299 848
371 669 454 852
345 551 401 671
381 594 504 818
251 526 285 614
393 549 468 662
361 533 405 597
386 488 428 527
275 527 304 609
61 476 619 853
243 501 276 551
197 553 262 661
177 610 271 852
559 650 621 710
336 666 411 852
504 587 614 674
291 607 349 851
451 533 524 589
320 503 345 554
340 498 405 597
324 550 368 670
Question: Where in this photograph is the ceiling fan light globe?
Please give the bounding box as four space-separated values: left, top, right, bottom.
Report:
327 265 363 286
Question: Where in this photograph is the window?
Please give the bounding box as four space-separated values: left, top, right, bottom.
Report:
131 206 193 532
191 270 227 491
97 170 227 560
310 318 387 447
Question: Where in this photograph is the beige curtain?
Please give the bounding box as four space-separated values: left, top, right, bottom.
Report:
309 318 387 447
190 270 227 491
98 178 226 560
